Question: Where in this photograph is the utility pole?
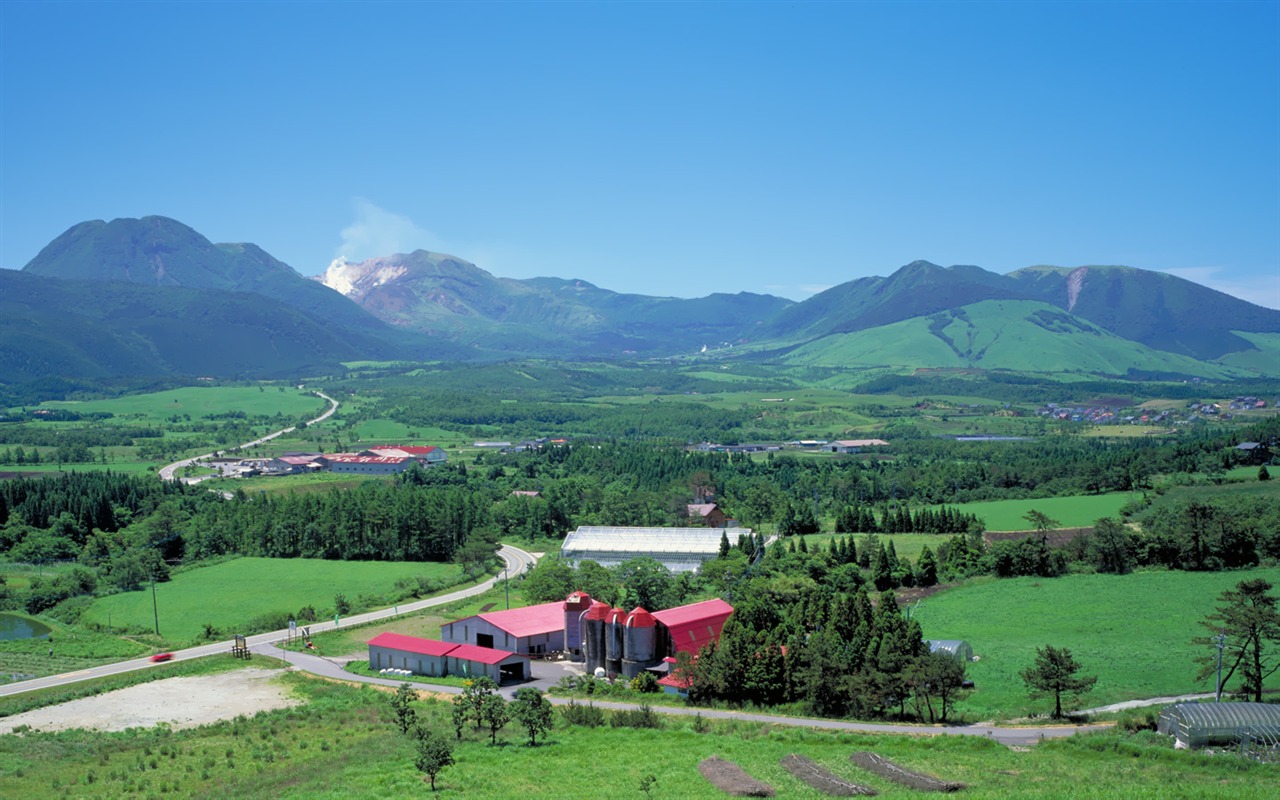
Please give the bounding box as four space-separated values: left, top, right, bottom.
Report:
504 568 510 610
1214 630 1226 702
151 575 160 636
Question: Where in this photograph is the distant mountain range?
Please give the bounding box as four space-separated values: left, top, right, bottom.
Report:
4 215 1278 382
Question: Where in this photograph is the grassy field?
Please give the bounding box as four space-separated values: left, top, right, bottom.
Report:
25 386 325 423
915 567 1280 719
0 670 1268 798
795 533 944 564
79 558 464 646
941 493 1141 531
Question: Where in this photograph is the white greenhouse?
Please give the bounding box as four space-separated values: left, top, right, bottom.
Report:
560 526 752 573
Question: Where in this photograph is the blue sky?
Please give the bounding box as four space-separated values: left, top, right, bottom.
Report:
1 1 1277 308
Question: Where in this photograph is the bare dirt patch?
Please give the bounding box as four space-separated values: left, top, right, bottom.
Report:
781 754 877 796
849 752 964 792
699 756 775 797
0 668 299 733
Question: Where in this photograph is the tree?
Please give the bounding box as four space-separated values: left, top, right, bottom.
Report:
413 728 455 791
1023 510 1060 534
1087 517 1134 574
1260 465 1271 482
461 676 499 728
907 651 968 723
510 687 554 746
390 682 418 734
1194 578 1280 702
1020 644 1096 718
479 693 510 745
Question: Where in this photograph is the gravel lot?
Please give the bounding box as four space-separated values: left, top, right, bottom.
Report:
1 669 299 733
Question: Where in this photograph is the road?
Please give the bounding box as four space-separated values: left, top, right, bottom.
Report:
158 389 338 482
0 544 536 699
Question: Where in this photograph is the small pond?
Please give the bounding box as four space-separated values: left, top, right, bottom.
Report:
0 613 52 641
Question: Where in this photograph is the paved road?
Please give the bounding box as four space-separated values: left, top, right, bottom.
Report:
0 544 536 699
158 389 338 482
265 646 1106 747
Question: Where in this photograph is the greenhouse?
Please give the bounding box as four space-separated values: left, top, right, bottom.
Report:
927 640 974 662
560 526 751 573
1157 702 1280 752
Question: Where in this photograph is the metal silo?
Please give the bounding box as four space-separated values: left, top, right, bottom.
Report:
606 607 627 675
562 591 592 659
622 606 657 678
583 600 611 675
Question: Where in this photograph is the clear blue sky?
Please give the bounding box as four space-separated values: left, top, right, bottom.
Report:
2 1 1277 308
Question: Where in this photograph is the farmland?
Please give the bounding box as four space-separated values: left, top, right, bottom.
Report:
0 670 1269 799
915 566 1280 719
940 493 1142 531
79 558 465 646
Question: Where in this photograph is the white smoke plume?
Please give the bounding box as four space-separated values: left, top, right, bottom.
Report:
335 198 438 262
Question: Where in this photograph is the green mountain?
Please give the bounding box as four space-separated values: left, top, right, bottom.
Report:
1007 265 1280 360
778 299 1254 378
0 270 426 381
317 253 790 355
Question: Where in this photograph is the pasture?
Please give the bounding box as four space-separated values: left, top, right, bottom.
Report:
0 670 1268 799
27 385 325 424
915 567 1280 719
941 492 1141 531
80 558 464 646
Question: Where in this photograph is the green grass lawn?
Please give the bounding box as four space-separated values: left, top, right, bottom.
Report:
0 671 1268 799
79 558 464 647
796 533 943 564
26 386 325 423
915 567 1280 720
942 493 1141 531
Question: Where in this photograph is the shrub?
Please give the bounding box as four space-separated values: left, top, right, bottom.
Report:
610 703 663 729
560 700 605 728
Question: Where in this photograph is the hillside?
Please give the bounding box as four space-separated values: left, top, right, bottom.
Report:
779 299 1249 378
0 270 430 381
1008 264 1280 360
317 252 791 355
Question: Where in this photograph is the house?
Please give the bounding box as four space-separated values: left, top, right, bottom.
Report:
828 438 890 454
686 503 728 528
265 454 327 474
511 490 541 498
367 632 529 683
1234 442 1272 465
441 601 568 656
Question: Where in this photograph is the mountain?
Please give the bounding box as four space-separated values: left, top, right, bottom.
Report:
317 252 791 355
1007 265 1280 360
777 298 1250 378
16 217 464 376
0 270 419 381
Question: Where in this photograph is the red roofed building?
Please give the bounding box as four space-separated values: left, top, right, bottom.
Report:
686 503 728 528
442 600 568 656
652 598 735 655
367 632 528 683
363 445 448 464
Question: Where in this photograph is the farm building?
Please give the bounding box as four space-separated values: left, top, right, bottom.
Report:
827 438 890 454
442 593 734 679
928 640 974 661
367 632 530 684
687 503 729 528
560 526 752 573
1157 702 1280 751
440 599 570 656
325 445 447 474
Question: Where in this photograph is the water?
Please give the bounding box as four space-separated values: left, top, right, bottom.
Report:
0 613 52 641
952 436 1033 442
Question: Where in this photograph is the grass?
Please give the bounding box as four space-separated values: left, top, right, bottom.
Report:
0 671 1268 798
790 533 944 564
940 493 1142 531
79 558 463 647
24 386 325 423
914 566 1280 720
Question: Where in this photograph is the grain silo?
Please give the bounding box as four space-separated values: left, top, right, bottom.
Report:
582 600 611 675
606 607 627 675
622 607 657 678
563 591 593 659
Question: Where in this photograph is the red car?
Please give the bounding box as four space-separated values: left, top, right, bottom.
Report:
150 652 174 663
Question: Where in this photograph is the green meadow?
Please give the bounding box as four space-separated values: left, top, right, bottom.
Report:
28 386 325 423
0 671 1268 799
80 558 464 646
915 567 1280 719
943 493 1141 531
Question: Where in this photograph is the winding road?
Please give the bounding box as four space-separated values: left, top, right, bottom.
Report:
158 388 338 482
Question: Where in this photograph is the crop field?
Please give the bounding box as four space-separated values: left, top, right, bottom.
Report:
25 386 325 424
79 558 464 646
0 670 1268 799
941 493 1141 531
915 567 1280 719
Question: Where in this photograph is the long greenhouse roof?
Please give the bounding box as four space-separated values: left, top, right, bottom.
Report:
561 526 750 555
1163 702 1280 729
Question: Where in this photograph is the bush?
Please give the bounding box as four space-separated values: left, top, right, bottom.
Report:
629 671 660 693
610 703 663 729
1117 708 1159 733
560 700 605 728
